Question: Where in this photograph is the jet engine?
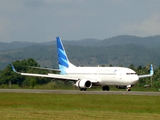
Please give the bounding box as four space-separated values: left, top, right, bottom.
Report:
75 79 92 89
116 86 126 89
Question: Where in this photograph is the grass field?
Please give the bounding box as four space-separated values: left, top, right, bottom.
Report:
0 93 160 120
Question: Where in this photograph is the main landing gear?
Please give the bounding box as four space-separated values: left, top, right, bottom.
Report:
79 88 87 91
102 86 110 91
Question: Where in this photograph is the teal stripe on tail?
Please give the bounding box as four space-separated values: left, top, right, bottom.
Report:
56 37 69 74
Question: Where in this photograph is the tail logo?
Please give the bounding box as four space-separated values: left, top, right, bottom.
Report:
56 37 69 74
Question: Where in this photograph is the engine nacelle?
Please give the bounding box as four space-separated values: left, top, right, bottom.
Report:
116 86 126 89
75 79 92 89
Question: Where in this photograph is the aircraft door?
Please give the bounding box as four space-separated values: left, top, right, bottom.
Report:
115 69 122 80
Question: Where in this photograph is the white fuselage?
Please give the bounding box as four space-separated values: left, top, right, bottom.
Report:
65 66 139 86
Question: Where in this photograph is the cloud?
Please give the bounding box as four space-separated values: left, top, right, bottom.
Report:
23 0 45 8
43 0 84 4
0 17 12 42
1 1 160 42
0 1 23 12
121 14 160 37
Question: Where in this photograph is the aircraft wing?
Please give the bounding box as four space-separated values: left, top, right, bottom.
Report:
10 63 98 83
20 73 98 83
138 64 154 78
138 74 153 78
20 72 78 81
28 66 61 72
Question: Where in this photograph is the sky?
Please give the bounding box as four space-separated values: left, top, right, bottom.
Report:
1 0 160 42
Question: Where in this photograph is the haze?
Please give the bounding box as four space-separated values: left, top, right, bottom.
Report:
1 0 160 42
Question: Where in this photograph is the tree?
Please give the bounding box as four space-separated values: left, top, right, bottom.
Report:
0 58 49 88
29 78 37 88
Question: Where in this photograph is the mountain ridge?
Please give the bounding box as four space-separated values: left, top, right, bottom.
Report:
1 35 160 51
0 35 160 70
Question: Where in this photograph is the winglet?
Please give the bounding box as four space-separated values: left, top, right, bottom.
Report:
138 64 154 78
10 63 18 73
150 64 154 75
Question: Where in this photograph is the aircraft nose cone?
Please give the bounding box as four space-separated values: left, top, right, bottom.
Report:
132 75 139 83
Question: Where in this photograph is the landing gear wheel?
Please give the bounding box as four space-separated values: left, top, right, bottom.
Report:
80 88 87 91
102 86 110 91
127 87 131 91
126 85 131 91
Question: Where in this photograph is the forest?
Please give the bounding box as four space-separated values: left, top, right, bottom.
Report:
0 58 160 90
1 35 160 70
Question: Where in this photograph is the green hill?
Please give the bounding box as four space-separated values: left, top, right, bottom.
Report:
0 35 160 70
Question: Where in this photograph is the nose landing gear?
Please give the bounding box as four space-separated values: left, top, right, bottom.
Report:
126 85 131 91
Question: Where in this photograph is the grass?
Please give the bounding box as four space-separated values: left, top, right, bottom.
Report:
0 93 160 120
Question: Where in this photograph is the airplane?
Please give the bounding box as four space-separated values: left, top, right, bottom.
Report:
10 37 154 91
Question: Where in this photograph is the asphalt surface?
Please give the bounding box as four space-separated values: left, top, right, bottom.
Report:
0 89 160 96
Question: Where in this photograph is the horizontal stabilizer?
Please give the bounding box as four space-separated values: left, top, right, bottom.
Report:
28 66 61 72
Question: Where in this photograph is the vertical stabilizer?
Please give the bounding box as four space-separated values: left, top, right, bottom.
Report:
56 37 75 74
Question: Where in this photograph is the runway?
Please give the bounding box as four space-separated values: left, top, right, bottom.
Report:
0 89 160 96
